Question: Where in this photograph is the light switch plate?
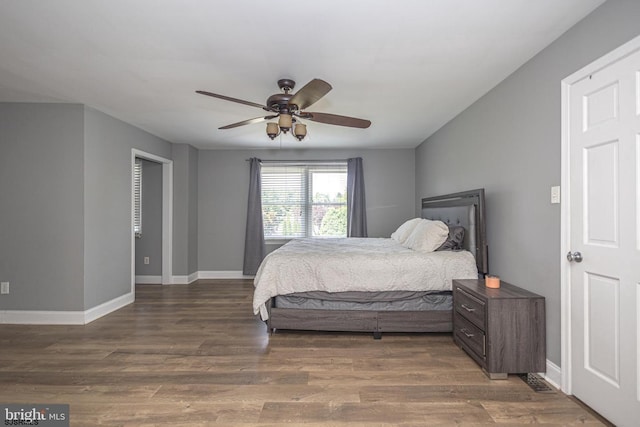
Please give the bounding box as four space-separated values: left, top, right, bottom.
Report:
1 282 9 294
551 186 561 204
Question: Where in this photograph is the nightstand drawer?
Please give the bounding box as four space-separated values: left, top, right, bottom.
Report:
454 286 485 329
454 314 485 358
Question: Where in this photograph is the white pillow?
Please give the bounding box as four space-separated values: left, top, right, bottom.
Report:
402 219 449 252
390 218 423 243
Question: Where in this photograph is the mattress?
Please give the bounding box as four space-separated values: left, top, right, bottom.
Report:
253 237 478 320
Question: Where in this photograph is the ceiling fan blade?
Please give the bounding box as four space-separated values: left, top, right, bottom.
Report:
289 79 332 110
196 90 267 110
301 112 371 129
219 115 278 130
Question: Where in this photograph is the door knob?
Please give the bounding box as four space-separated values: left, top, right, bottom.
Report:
566 251 583 263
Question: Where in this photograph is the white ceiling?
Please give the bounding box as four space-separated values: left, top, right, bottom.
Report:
0 0 605 149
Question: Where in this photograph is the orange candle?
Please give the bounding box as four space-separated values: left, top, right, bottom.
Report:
485 275 500 289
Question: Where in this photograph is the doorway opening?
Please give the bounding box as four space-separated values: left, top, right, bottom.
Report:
134 158 163 284
131 149 173 295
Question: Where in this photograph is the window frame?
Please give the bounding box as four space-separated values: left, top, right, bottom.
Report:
260 162 348 241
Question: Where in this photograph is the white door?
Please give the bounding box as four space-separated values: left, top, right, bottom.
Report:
567 43 640 426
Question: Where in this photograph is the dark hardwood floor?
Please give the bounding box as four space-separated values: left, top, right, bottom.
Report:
0 280 606 426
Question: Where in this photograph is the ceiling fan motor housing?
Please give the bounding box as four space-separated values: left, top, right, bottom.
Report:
267 79 298 113
266 93 295 113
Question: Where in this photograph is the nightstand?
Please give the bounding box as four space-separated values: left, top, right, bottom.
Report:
452 279 546 379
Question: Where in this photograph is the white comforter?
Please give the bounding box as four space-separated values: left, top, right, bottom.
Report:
253 238 478 320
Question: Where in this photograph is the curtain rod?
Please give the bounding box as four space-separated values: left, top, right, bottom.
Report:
245 159 348 163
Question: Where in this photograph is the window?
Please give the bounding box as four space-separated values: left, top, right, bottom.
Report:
133 160 142 238
261 162 347 239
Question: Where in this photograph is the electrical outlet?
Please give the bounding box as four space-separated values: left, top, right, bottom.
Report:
551 186 561 204
144 257 150 265
1 282 9 294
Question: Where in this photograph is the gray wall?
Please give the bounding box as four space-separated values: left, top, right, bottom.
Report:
134 159 163 277
415 0 640 367
198 148 415 271
0 104 172 312
0 103 85 311
187 146 199 274
83 107 172 309
172 143 199 276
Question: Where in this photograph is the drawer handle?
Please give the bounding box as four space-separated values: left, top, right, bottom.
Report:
460 328 475 338
461 304 475 312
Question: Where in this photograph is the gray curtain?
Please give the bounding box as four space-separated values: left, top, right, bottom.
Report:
243 158 266 275
347 157 368 237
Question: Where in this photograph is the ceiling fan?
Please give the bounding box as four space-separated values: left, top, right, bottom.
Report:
196 78 371 141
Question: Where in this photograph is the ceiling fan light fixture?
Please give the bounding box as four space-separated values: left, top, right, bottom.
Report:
266 122 280 140
293 123 307 141
278 113 292 133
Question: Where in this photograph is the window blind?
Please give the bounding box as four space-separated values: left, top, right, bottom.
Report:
262 165 307 238
261 162 347 239
133 160 142 238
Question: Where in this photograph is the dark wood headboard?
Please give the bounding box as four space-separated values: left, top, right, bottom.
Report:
421 189 488 276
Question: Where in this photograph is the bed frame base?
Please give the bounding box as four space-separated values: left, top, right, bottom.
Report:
267 307 453 338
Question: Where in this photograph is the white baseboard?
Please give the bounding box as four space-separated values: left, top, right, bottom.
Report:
170 272 199 284
135 275 162 284
197 270 253 279
0 309 85 325
84 292 134 324
140 272 247 285
542 359 562 390
0 292 134 325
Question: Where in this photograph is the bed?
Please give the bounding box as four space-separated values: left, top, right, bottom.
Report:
253 188 488 338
